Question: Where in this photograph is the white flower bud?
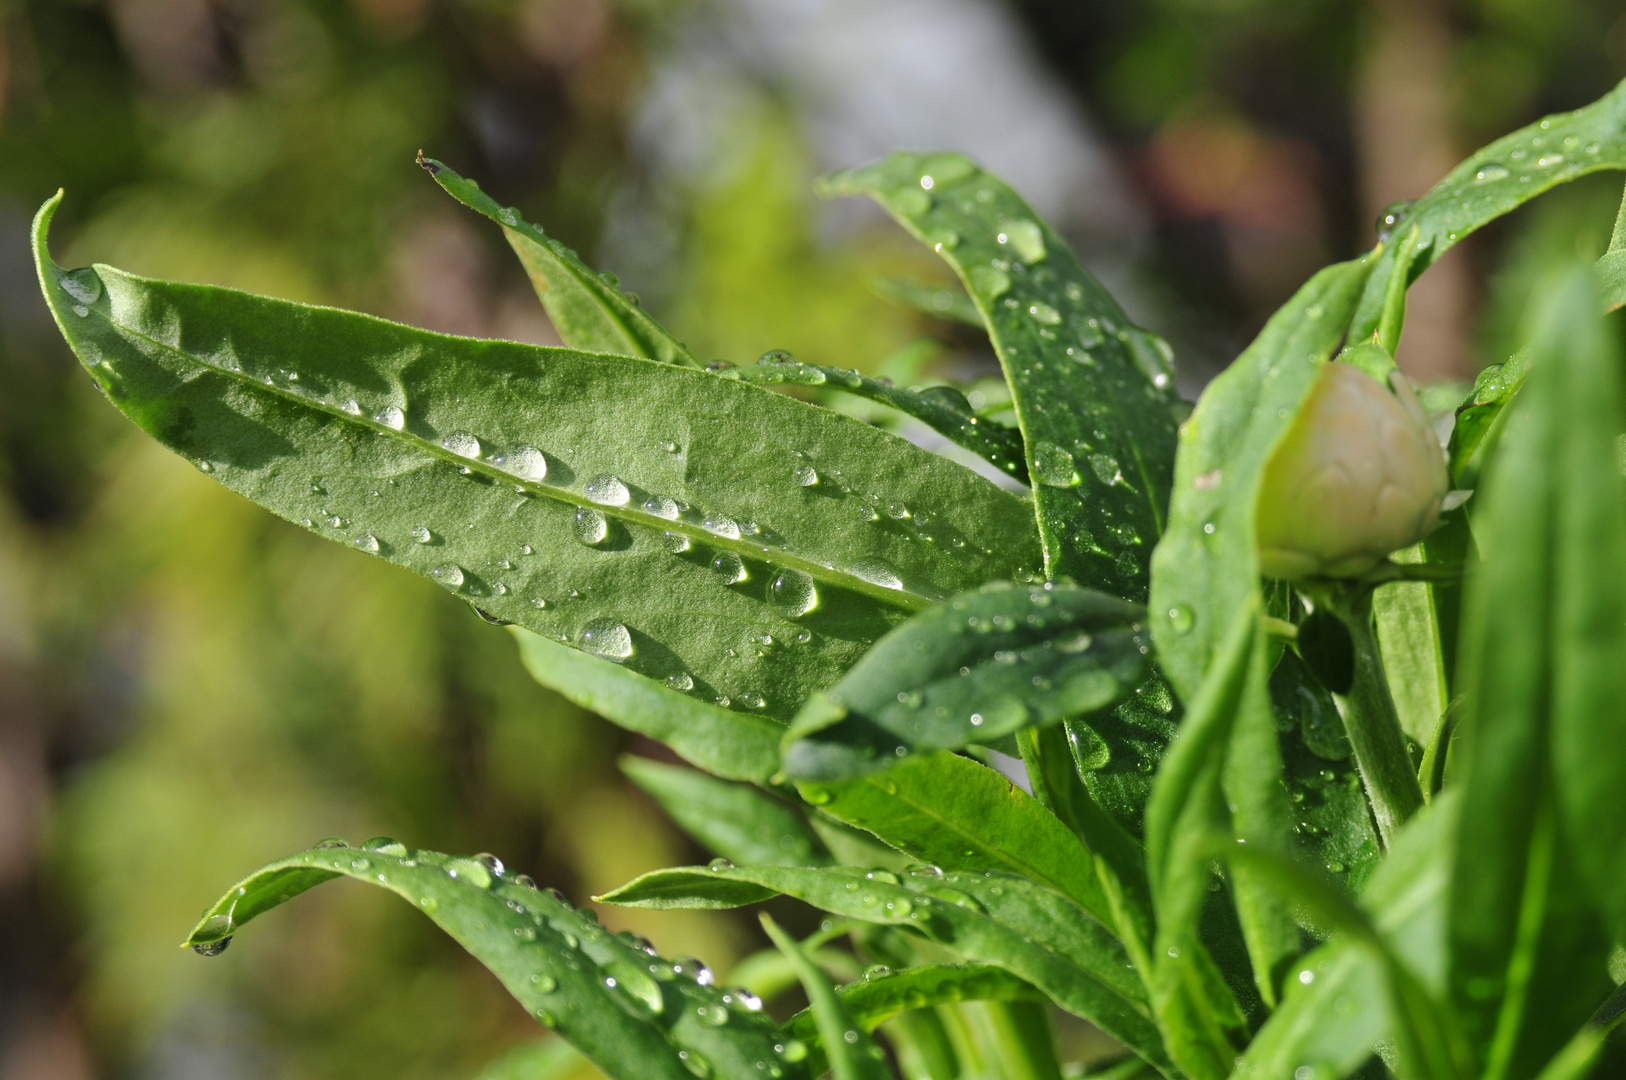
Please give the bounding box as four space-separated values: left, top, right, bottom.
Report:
1255 361 1449 579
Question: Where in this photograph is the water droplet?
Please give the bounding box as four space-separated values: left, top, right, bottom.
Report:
1027 301 1062 325
851 560 903 590
643 495 680 519
678 1049 711 1078
354 533 379 553
1167 604 1195 635
474 852 505 876
666 673 694 691
1374 199 1414 240
1475 162 1510 182
893 187 931 217
970 265 1011 298
192 936 232 957
443 434 481 459
410 526 433 544
433 565 465 590
697 1003 730 1027
59 267 102 305
777 1040 808 1062
1537 153 1564 168
375 406 405 431
574 507 609 546
740 691 765 709
533 973 557 992
579 619 633 661
495 447 547 481
586 475 630 506
711 551 747 584
793 464 818 487
997 219 1046 263
72 304 89 317
362 836 407 855
1088 453 1122 486
703 514 740 540
1032 441 1081 488
769 569 818 617
663 530 691 553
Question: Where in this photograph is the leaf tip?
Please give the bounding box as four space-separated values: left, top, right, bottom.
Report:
417 149 442 176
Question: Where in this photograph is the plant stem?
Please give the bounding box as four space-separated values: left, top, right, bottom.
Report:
1327 586 1425 844
976 1000 1065 1080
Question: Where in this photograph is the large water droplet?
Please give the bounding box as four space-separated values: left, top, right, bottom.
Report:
433 565 465 589
411 526 433 544
579 619 633 661
496 447 547 481
575 507 609 546
533 973 558 992
643 495 680 520
1089 453 1123 486
192 936 232 957
678 1050 711 1078
59 268 102 305
711 551 747 584
1032 442 1081 488
1167 604 1195 635
443 434 481 459
587 475 630 506
362 836 407 855
663 530 691 553
851 559 903 590
703 514 740 540
793 464 818 487
375 406 405 431
969 265 1011 298
997 219 1046 263
1027 302 1062 325
697 1003 730 1027
769 569 818 617
1475 162 1510 182
354 533 380 553
666 672 694 691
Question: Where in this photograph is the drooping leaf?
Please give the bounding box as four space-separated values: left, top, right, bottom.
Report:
782 964 1041 1047
867 275 985 328
619 756 831 867
1452 265 1624 1071
34 193 1042 725
183 843 804 1080
760 915 894 1080
819 152 1180 601
782 582 1147 779
726 354 1028 482
795 750 1115 928
601 864 1170 1075
1348 76 1626 343
1149 257 1377 1004
422 155 699 367
513 630 785 784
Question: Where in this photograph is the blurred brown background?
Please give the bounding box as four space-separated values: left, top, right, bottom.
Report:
1 1 1623 1078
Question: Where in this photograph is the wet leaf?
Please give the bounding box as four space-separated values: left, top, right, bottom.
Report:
619 756 831 867
761 915 893 1080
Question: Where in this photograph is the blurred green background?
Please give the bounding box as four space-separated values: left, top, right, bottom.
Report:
0 1 1623 1078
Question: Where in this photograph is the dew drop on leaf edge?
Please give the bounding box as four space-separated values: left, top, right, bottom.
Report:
579 619 633 661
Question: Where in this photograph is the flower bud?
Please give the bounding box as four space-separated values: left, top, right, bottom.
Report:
1255 361 1448 579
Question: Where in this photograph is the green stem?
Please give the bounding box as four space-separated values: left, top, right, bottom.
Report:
1327 587 1425 844
977 1000 1065 1080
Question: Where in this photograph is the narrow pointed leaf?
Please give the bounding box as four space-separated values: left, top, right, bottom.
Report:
422 155 699 367
34 194 1041 724
761 915 893 1080
727 355 1027 482
1349 76 1626 342
619 756 831 867
183 845 805 1080
820 153 1179 600
795 751 1115 927
514 629 784 783
601 864 1171 1076
1453 266 1624 1070
782 582 1147 779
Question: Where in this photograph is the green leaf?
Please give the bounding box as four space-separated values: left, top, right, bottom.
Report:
1149 257 1377 1004
867 275 985 328
794 751 1115 928
1349 76 1626 343
514 630 785 783
819 152 1180 600
760 915 893 1080
601 864 1171 1075
1453 265 1624 1073
1595 180 1626 312
421 155 699 367
33 193 1042 726
783 964 1040 1045
619 755 832 867
727 354 1028 483
183 843 805 1080
782 582 1147 779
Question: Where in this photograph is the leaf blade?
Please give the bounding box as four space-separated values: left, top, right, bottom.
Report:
619 755 832 867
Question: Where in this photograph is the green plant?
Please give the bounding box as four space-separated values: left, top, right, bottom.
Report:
30 72 1626 1080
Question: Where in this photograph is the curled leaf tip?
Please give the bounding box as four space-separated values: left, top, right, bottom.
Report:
416 150 441 175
